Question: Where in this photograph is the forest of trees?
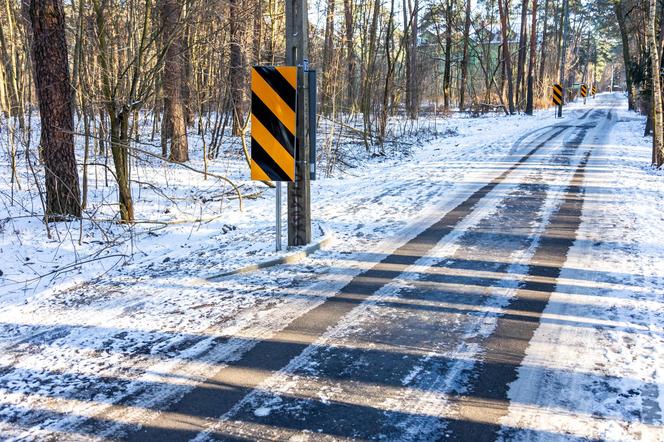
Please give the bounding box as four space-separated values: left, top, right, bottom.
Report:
0 0 662 224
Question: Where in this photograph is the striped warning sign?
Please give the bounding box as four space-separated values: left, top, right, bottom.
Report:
552 83 563 106
591 85 597 96
251 66 297 182
580 84 588 98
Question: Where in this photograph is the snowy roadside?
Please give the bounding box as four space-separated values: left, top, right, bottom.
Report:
0 106 571 302
0 103 587 439
500 100 664 440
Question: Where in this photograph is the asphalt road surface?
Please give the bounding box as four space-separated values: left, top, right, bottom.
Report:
112 96 635 440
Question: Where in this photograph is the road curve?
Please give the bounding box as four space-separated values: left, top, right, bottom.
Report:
117 97 630 441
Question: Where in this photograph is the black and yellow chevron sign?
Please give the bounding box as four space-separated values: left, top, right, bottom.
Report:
251 66 297 182
591 85 597 96
552 83 563 106
580 84 588 98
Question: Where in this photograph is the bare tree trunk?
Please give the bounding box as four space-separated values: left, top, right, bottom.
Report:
525 0 538 114
403 0 419 118
229 0 246 135
182 11 193 127
442 0 453 110
615 0 637 111
538 0 550 85
343 0 355 111
515 0 528 109
252 0 262 63
161 0 189 162
648 0 663 166
411 0 420 116
659 0 663 123
93 0 133 222
498 0 515 113
110 109 134 222
29 0 81 219
459 0 472 111
322 0 335 115
361 0 380 147
379 0 397 146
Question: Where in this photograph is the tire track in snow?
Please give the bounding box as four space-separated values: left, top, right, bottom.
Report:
442 109 610 441
121 126 572 440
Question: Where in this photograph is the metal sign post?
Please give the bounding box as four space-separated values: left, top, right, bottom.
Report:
276 182 282 251
308 69 317 181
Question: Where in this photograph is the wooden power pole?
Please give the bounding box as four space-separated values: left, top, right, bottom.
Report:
286 0 312 246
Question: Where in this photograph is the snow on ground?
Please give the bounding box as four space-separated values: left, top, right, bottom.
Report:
1 109 554 301
499 100 664 440
1 95 662 440
0 105 564 438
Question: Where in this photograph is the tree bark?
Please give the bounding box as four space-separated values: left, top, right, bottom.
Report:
498 0 515 113
229 0 246 136
403 0 420 118
648 0 663 166
538 0 550 87
252 0 262 63
343 0 355 110
182 13 193 127
525 0 538 114
515 0 528 109
161 0 189 162
459 0 472 111
442 0 453 110
378 0 397 146
93 0 133 222
322 0 335 115
361 0 381 147
614 0 637 111
29 0 81 219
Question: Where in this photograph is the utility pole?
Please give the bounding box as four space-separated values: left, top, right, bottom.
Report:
557 0 569 117
286 0 311 246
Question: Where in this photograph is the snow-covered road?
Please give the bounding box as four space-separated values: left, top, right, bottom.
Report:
1 94 663 441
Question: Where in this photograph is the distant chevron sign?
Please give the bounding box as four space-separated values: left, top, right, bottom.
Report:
552 83 563 106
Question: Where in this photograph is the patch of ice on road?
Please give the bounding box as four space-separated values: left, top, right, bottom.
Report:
253 406 271 417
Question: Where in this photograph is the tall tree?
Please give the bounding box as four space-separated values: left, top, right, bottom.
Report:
29 0 81 219
647 0 663 165
343 0 355 110
322 0 335 114
229 0 246 135
498 0 516 113
161 0 189 162
515 0 529 108
442 0 453 110
361 0 381 146
459 0 472 111
404 0 420 118
538 0 551 86
378 0 398 145
525 0 538 114
614 0 636 110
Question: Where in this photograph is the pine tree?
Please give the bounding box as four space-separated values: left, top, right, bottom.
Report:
29 0 81 219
